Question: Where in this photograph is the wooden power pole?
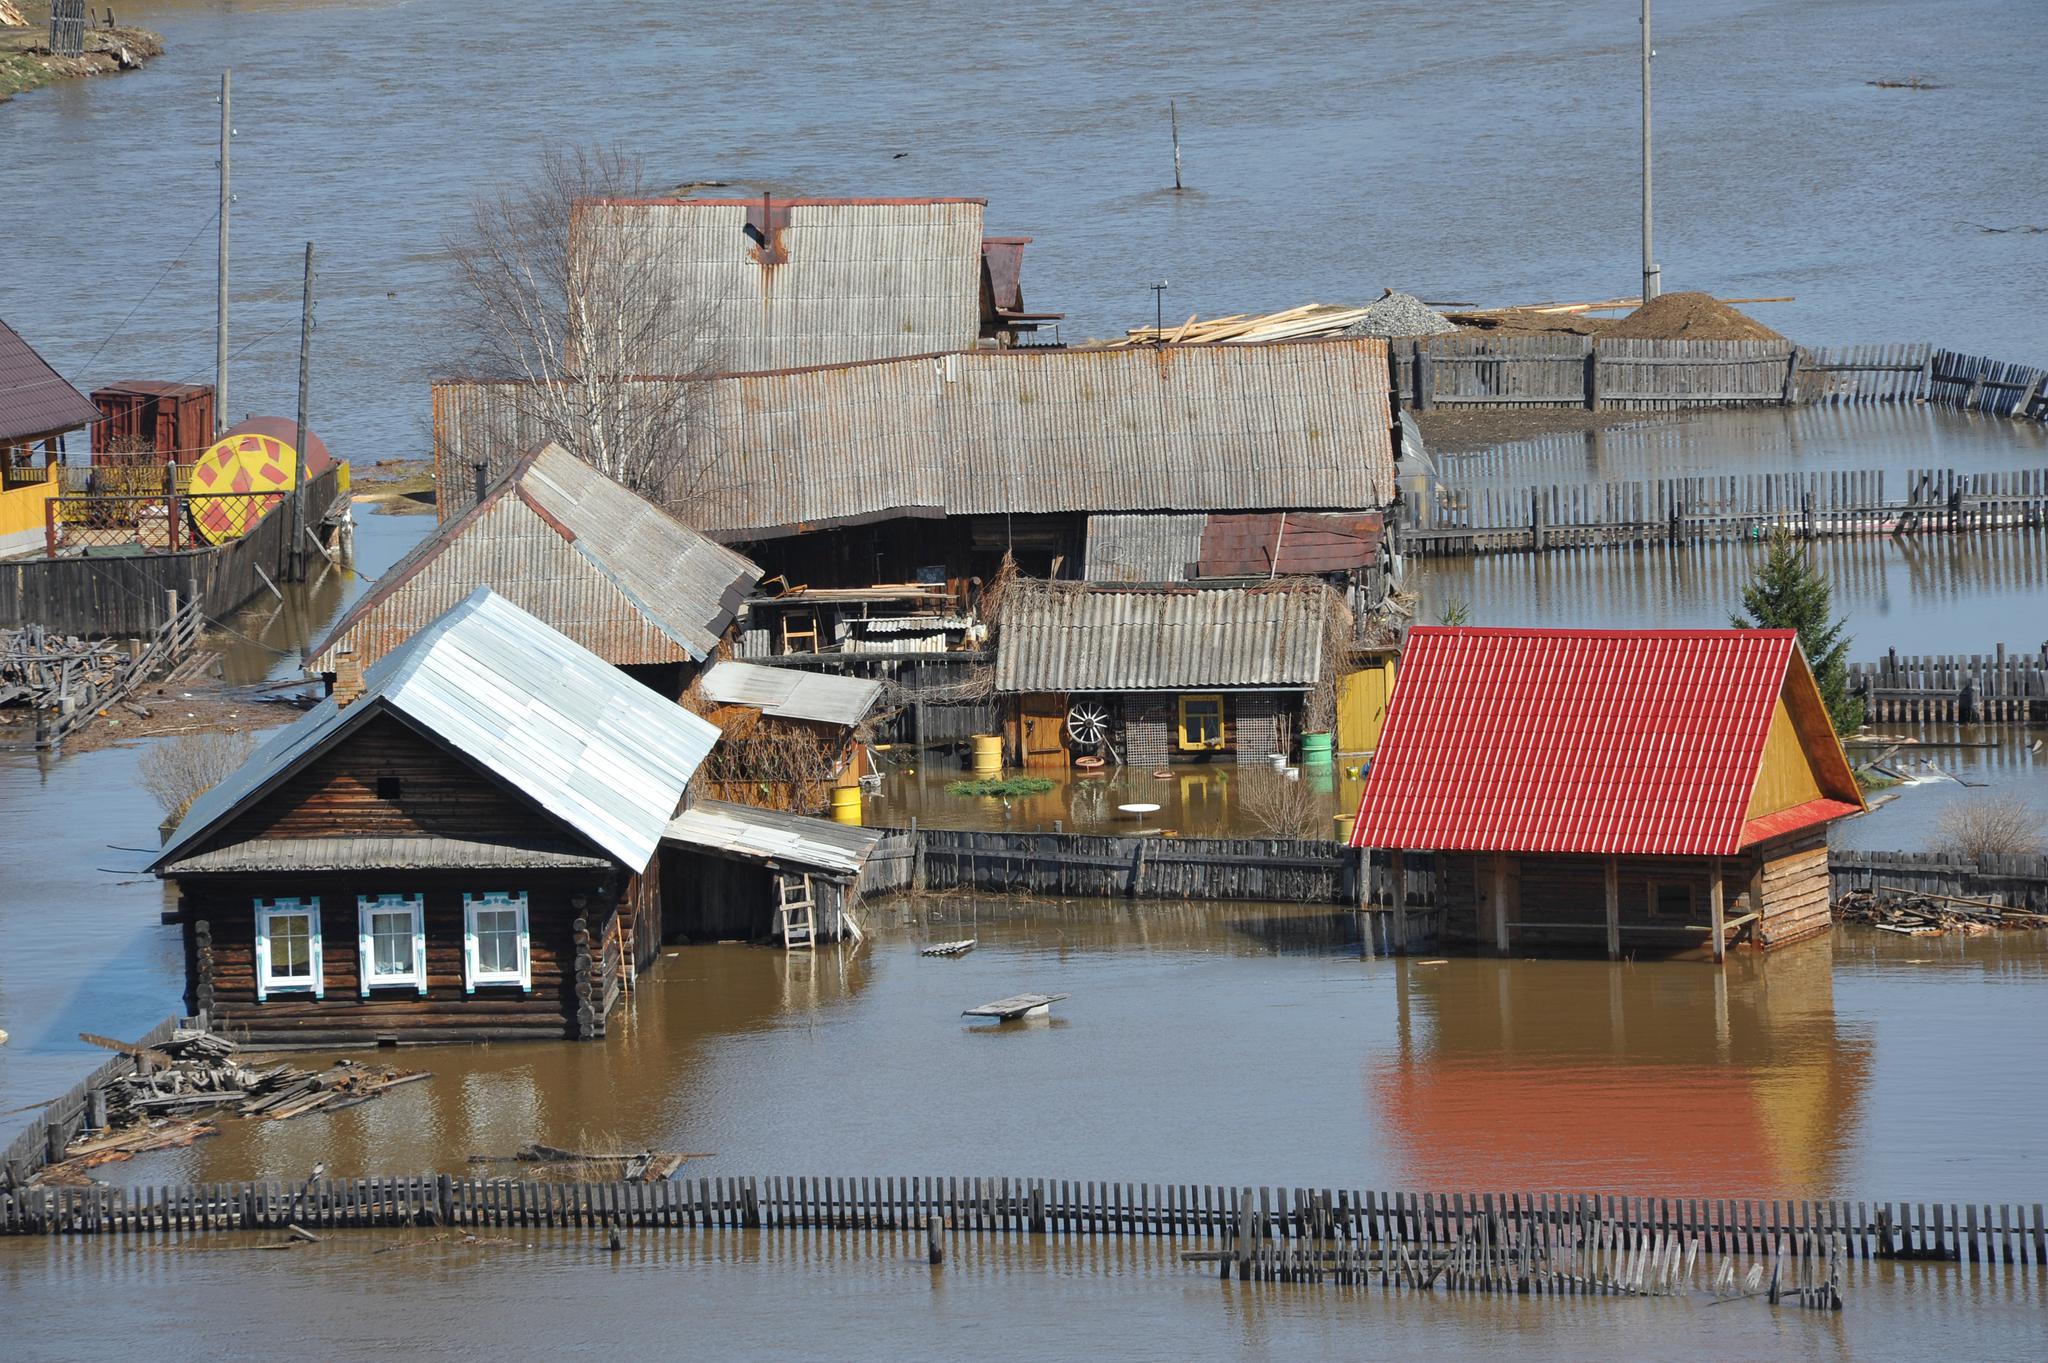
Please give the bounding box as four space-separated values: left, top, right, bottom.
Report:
288 242 314 582
216 70 231 434
1640 2 1661 301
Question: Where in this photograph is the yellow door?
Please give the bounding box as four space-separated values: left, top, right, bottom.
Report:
1021 695 1070 769
1336 658 1397 753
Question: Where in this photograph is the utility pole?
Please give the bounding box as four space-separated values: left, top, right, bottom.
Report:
1150 280 1168 342
216 70 231 435
1640 2 1660 301
1169 99 1183 192
288 242 314 582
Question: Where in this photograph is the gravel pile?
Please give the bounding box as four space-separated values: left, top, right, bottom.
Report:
1344 291 1458 338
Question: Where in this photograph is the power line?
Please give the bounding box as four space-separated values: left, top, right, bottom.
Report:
72 209 222 376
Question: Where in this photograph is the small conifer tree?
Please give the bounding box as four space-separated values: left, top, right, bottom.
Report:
1732 530 1864 734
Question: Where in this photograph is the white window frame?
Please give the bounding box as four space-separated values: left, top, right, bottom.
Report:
463 891 532 993
357 893 427 997
254 898 324 1002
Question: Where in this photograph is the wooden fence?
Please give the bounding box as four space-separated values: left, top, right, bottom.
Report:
1831 850 2048 911
1 1172 2041 1270
0 1015 193 1190
1387 337 2044 419
1848 646 2048 724
1395 466 2048 556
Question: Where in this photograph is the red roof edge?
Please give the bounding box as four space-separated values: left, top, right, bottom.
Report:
1739 798 1863 848
579 195 989 208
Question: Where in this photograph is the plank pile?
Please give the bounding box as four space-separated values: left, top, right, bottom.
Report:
0 626 127 710
236 1059 432 1121
1105 302 1377 347
1832 887 2048 934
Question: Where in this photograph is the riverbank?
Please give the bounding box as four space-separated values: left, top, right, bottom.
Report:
0 8 161 104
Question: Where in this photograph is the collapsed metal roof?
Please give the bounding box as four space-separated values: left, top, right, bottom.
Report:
0 317 101 443
662 798 885 877
432 339 1397 538
698 660 883 727
308 442 760 673
159 588 722 874
994 583 1333 694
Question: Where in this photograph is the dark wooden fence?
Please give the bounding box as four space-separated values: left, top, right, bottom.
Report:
2 1172 2041 1270
0 1014 193 1190
1849 646 2048 724
1396 466 2048 556
0 467 341 634
1831 851 2048 910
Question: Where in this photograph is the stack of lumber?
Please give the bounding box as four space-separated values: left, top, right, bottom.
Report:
1832 887 2048 934
0 626 127 709
1105 303 1374 347
236 1059 431 1121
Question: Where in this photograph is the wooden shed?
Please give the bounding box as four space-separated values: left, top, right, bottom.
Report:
684 660 883 814
1350 627 1867 960
153 589 720 1046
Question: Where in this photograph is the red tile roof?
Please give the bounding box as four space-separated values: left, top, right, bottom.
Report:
0 318 100 443
1350 627 1823 857
1198 511 1384 578
1740 797 1863 848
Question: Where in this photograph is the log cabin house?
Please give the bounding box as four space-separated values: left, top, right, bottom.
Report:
308 442 761 698
1349 627 1867 961
685 660 883 814
153 589 721 1046
991 581 1353 768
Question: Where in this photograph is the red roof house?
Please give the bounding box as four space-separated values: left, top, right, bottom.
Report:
1350 627 1865 959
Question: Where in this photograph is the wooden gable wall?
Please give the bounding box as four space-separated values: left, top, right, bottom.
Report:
1744 655 1863 821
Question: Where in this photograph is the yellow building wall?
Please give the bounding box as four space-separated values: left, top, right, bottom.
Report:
1746 693 1826 819
0 464 58 538
1337 657 1398 753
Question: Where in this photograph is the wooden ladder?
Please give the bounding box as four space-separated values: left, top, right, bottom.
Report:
780 609 819 655
776 873 816 950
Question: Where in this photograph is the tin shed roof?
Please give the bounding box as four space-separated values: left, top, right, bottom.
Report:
698 660 883 727
309 443 760 674
1083 514 1206 582
1198 511 1385 578
662 798 885 877
1348 628 1864 857
432 339 1396 538
0 318 100 443
994 583 1331 693
160 589 721 874
575 196 987 373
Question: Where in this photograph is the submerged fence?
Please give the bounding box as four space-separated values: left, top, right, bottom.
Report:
1831 851 2048 910
1389 337 2045 418
0 1015 191 1189
1395 466 2048 556
1848 647 2048 724
861 827 1361 904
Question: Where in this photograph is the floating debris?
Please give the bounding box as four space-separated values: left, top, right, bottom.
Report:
1833 888 2048 935
920 939 977 957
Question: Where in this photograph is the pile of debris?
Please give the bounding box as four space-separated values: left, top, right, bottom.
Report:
1104 292 1455 346
1832 887 2048 935
468 1142 704 1183
0 626 129 710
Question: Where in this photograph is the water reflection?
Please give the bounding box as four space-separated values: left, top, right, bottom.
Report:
872 764 1363 839
1373 938 1873 1196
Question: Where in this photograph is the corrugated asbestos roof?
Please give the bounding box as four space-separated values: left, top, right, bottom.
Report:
576 197 986 373
1083 514 1206 582
159 589 721 874
309 443 760 673
1198 511 1384 577
165 836 616 875
994 584 1329 693
432 339 1396 538
698 660 883 727
662 798 884 877
0 318 101 442
1348 627 1859 857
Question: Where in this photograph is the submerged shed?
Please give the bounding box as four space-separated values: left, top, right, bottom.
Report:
309 442 760 694
155 588 722 1044
687 660 885 813
1350 627 1867 960
660 799 886 946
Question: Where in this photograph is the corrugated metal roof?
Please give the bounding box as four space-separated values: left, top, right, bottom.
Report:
662 798 884 877
160 589 721 874
165 836 616 875
994 584 1330 693
309 443 760 673
1083 514 1205 582
0 318 101 442
433 339 1397 538
698 660 883 726
1198 511 1385 577
577 197 986 373
1348 627 1859 857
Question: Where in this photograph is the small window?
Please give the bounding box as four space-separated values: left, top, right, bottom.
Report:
1650 882 1694 921
357 894 426 996
255 898 324 1001
464 891 531 992
1176 694 1225 751
375 776 402 800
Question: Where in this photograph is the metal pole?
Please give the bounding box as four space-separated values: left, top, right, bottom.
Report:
216 70 231 435
1169 99 1183 191
289 242 314 582
1640 2 1660 300
1150 280 1168 343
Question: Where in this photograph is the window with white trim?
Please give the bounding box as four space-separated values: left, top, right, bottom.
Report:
464 891 531 992
255 898 324 1001
357 893 427 996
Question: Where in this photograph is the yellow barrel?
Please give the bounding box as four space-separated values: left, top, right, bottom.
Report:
1333 813 1357 843
970 734 1003 777
830 785 864 825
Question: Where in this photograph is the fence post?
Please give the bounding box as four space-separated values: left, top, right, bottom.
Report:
1782 348 1802 405
1414 349 1434 411
44 495 57 558
1585 346 1601 411
1530 488 1545 553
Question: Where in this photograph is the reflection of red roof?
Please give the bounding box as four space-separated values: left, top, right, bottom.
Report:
1199 511 1384 577
1351 628 1815 856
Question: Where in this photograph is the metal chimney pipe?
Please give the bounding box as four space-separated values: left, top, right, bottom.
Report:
473 461 487 506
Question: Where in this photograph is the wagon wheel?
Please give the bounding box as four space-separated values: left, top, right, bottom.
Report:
1065 700 1111 748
